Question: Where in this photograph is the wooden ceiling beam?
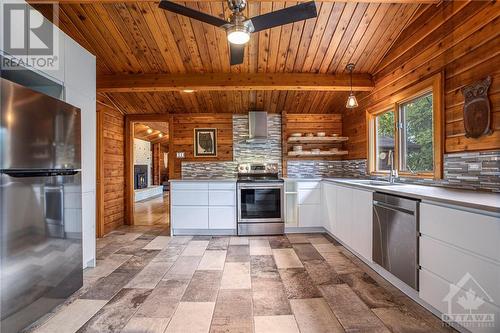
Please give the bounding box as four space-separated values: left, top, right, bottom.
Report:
97 73 374 93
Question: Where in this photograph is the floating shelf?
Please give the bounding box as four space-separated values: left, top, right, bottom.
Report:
287 151 348 157
287 136 349 143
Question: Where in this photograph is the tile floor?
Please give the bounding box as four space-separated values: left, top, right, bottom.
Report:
27 225 456 333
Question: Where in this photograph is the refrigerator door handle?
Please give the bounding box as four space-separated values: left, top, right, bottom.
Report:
0 170 80 177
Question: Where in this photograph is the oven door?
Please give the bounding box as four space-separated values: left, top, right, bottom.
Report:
237 183 283 223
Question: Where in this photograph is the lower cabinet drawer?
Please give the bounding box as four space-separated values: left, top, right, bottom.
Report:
209 206 236 229
209 190 235 206
172 206 208 229
420 268 500 333
420 235 500 308
172 190 208 206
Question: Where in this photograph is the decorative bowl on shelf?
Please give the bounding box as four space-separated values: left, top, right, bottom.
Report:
311 148 320 154
305 133 314 137
290 133 302 137
293 145 303 152
331 133 339 137
317 132 326 137
330 147 339 153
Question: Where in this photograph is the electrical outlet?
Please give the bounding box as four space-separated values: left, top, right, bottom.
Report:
176 152 185 159
467 162 482 172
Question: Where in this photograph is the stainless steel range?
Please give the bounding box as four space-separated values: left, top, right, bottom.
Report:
237 163 284 235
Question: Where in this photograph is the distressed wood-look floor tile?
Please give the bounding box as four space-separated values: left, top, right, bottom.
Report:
125 260 172 289
252 275 292 316
320 284 390 332
230 236 249 245
143 236 171 250
290 298 345 333
34 300 107 333
320 250 362 275
292 244 323 261
339 272 397 308
250 255 279 279
303 259 343 286
372 307 438 333
83 254 132 280
80 271 136 300
134 279 190 319
269 236 292 249
197 250 226 270
182 270 222 302
279 268 322 299
210 289 253 333
207 237 230 250
165 302 215 333
312 243 339 254
249 239 273 256
226 245 250 262
121 317 170 333
77 288 151 333
181 241 209 256
163 256 202 280
273 249 303 269
254 315 300 333
220 262 251 289
286 234 311 244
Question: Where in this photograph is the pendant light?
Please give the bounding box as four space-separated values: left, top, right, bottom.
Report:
345 63 358 109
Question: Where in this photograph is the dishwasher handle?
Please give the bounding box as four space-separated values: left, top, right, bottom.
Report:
373 200 416 215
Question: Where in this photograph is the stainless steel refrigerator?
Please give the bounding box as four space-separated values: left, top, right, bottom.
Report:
0 78 83 333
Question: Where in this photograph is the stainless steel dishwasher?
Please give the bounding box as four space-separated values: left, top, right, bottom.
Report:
372 192 420 290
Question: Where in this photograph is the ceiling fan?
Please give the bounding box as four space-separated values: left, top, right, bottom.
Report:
159 0 317 66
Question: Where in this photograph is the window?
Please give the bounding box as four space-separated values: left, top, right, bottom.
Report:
368 74 443 179
375 110 394 172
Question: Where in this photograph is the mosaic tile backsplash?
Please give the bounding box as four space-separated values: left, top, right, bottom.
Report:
286 160 367 179
182 114 282 179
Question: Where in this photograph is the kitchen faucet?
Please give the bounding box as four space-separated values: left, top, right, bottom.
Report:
388 150 398 184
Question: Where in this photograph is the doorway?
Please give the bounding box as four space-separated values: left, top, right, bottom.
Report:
124 114 173 231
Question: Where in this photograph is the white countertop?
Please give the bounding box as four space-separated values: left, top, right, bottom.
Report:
169 179 237 182
323 178 500 214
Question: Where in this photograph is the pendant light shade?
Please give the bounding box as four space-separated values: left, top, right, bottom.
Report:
345 63 358 109
346 93 358 108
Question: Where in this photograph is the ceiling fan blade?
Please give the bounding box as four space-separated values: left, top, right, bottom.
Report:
248 1 317 32
159 0 228 28
230 43 245 66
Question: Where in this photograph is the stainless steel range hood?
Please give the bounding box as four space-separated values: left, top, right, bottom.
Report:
246 111 268 143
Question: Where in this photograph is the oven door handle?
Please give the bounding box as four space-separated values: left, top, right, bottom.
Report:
237 184 284 189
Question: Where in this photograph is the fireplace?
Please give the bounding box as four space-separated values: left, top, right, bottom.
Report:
134 165 148 189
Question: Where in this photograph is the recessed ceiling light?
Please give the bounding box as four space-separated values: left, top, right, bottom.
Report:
182 89 195 93
158 133 163 138
147 128 153 134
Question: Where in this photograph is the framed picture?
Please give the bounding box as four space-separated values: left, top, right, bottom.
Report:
194 128 217 157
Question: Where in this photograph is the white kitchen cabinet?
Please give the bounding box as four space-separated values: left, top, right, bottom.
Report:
351 188 373 261
335 185 353 245
81 191 96 268
172 190 209 206
171 181 236 233
298 204 322 227
321 182 337 234
209 190 235 206
64 33 96 97
420 203 500 262
172 206 209 229
209 206 236 229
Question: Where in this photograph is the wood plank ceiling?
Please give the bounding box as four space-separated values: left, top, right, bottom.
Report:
36 1 424 114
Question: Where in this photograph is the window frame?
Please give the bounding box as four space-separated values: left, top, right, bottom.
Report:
367 73 443 179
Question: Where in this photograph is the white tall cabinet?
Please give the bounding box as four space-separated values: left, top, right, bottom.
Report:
1 2 97 268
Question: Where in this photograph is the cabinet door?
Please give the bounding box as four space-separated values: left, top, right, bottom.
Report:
298 204 322 227
64 34 96 97
351 188 373 261
298 188 321 205
209 206 236 229
335 186 353 244
172 206 208 229
322 183 337 234
65 88 96 193
209 190 235 206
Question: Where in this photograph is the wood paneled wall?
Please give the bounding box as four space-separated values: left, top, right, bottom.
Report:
344 1 500 159
171 114 233 179
97 104 125 235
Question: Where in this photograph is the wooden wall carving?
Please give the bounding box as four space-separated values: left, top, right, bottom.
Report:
462 76 492 139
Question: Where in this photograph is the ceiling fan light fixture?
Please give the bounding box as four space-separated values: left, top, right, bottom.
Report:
227 25 250 45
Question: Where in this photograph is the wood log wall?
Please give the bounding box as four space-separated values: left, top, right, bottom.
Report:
344 0 500 159
97 104 126 235
171 114 233 179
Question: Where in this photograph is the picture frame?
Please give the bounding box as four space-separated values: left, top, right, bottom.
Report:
194 128 217 157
